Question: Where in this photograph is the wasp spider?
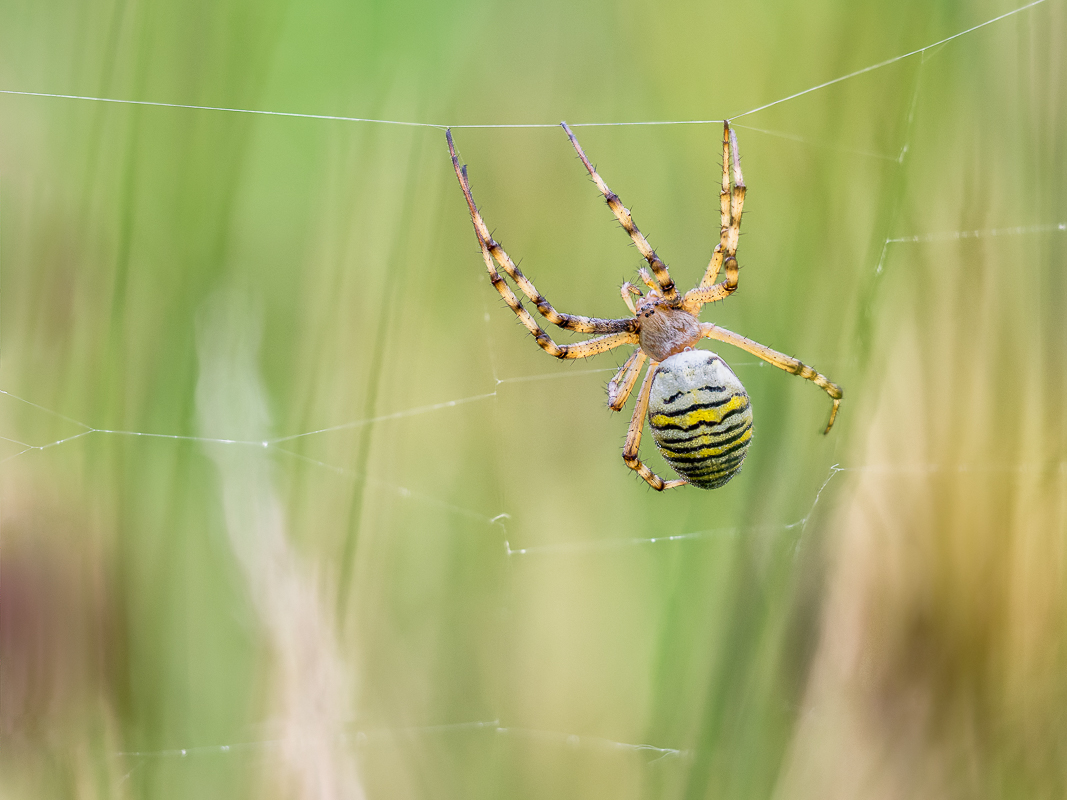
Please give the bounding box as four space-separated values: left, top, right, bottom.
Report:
446 122 842 491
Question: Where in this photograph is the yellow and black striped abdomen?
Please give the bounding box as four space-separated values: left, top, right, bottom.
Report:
648 350 754 490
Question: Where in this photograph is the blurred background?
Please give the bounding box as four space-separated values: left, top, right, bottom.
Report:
1 0 1064 797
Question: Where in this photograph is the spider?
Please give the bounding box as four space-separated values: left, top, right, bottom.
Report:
446 121 842 491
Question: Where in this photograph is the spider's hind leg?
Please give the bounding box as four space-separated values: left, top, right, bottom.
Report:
700 323 843 433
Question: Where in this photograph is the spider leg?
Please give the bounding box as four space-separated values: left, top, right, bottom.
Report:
480 250 637 358
561 122 680 304
607 348 647 410
556 331 640 360
623 363 688 490
700 323 842 432
700 121 734 289
447 130 635 336
687 122 745 312
681 282 731 313
467 225 637 358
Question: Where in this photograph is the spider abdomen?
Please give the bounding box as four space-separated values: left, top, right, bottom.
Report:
648 350 754 489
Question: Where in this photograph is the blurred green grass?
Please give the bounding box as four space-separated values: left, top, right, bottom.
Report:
1 0 1065 798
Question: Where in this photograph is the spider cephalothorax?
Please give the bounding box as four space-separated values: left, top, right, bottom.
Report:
446 121 842 491
631 296 703 362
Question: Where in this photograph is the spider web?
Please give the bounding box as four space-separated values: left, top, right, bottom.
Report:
1 1 1065 796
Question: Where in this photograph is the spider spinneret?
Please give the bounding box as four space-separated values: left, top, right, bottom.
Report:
446 121 842 491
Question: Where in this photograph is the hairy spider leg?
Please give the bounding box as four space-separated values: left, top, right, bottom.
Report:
472 239 637 358
703 120 735 288
447 129 635 340
623 363 688 490
681 282 732 313
684 122 746 314
607 348 648 410
700 323 843 432
560 122 680 303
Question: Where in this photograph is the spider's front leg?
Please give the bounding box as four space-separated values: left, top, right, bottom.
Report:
470 234 638 359
683 121 745 315
622 363 688 490
561 122 680 303
446 129 636 351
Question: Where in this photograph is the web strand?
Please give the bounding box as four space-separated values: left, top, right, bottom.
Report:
505 464 844 555
112 719 686 761
0 0 1047 130
727 0 1048 120
503 459 1067 556
730 123 899 161
886 222 1067 243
